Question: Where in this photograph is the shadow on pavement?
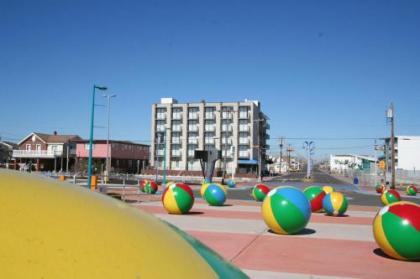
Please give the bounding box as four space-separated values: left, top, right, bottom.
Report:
267 228 316 236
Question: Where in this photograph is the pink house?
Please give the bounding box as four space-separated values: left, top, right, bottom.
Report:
74 140 149 174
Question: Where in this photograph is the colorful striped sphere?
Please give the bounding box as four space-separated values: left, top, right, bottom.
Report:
406 185 417 196
226 179 236 188
303 186 326 213
200 183 210 198
203 183 226 206
322 192 348 216
262 186 311 235
252 184 270 201
140 180 158 194
322 185 335 194
0 171 248 279
375 183 386 194
381 189 401 205
162 183 195 214
373 201 420 261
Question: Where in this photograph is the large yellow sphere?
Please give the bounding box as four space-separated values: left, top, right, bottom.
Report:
0 171 247 278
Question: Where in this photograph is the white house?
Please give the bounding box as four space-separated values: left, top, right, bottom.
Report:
330 154 376 173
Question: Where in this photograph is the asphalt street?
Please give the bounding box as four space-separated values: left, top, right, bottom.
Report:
196 171 420 207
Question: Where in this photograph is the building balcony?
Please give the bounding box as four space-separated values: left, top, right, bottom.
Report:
13 150 63 158
171 150 182 157
156 150 165 156
156 113 166 120
188 125 198 132
205 126 216 132
239 151 250 158
239 138 250 145
187 150 195 157
239 112 249 119
205 138 215 145
188 138 198 144
205 113 215 120
239 125 249 132
172 114 182 120
156 125 168 132
172 126 182 132
222 125 233 132
188 113 199 120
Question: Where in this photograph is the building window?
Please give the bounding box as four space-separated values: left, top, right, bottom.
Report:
26 144 31 151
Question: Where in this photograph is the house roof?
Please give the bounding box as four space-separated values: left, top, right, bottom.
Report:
18 132 82 145
0 141 18 149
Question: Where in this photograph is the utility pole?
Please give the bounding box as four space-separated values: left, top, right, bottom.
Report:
279 137 284 175
386 103 395 189
287 144 293 171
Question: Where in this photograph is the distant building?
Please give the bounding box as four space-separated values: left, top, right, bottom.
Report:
150 98 270 177
74 140 149 174
383 135 420 171
0 141 18 167
12 132 81 172
329 154 376 173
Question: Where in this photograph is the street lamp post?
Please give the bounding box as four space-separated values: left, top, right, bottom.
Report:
87 84 107 188
222 109 236 183
254 118 266 182
102 93 117 184
155 133 161 182
162 126 170 185
303 141 315 179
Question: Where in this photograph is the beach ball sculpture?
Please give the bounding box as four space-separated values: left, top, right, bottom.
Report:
200 183 210 198
203 183 226 206
375 183 386 194
322 185 335 194
323 192 348 216
252 184 270 201
226 179 236 188
406 185 417 196
303 186 326 213
262 186 311 235
140 180 158 194
0 171 248 278
162 182 194 214
373 201 420 261
381 189 401 205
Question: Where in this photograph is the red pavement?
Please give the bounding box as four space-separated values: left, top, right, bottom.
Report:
134 199 420 279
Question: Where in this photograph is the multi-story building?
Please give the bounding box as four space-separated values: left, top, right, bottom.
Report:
150 98 270 176
383 135 420 171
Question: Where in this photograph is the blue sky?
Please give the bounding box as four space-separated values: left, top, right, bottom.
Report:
1 0 420 158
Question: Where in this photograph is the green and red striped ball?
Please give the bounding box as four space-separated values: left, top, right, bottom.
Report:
203 183 227 206
139 180 158 194
252 184 270 201
375 183 385 194
373 201 420 261
322 192 348 216
381 189 401 205
406 185 417 196
303 186 326 213
162 182 194 214
262 186 311 235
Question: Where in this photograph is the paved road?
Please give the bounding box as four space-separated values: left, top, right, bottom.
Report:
195 170 420 207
